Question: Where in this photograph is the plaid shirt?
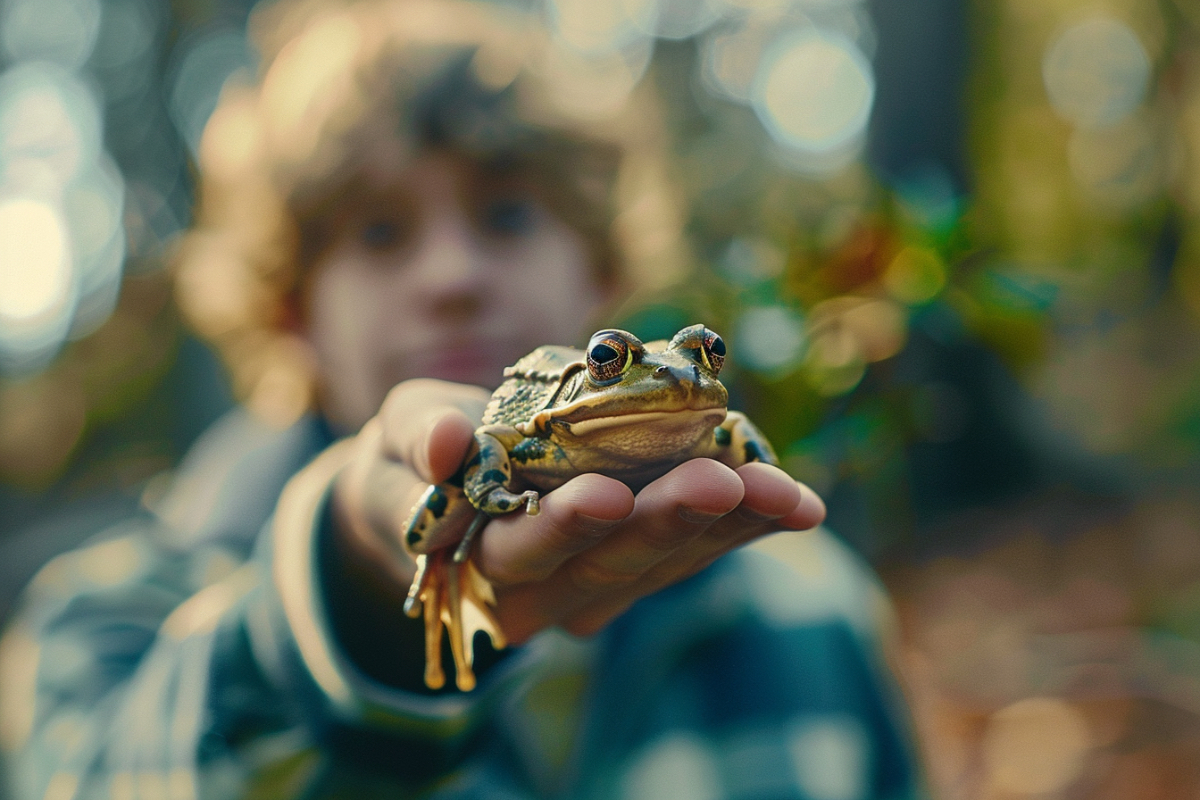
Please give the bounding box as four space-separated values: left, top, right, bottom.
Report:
0 410 922 799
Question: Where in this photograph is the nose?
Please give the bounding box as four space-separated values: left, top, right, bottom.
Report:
654 363 699 386
408 213 487 316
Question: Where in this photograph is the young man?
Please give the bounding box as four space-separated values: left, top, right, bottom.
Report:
0 1 921 797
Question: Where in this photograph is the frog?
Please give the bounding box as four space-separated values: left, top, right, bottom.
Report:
400 324 778 691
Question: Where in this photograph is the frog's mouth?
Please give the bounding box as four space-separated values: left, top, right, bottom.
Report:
545 407 729 466
557 407 727 438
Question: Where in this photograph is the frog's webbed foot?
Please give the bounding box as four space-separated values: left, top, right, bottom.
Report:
404 547 506 691
403 489 538 691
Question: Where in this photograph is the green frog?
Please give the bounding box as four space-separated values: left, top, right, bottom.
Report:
401 324 778 690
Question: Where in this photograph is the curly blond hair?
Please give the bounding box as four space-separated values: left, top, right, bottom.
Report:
175 0 688 426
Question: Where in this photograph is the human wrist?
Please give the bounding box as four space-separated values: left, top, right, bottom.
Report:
321 483 512 694
319 493 437 692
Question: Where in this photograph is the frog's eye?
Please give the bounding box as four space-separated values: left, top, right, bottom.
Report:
668 324 726 375
702 329 726 375
586 330 637 384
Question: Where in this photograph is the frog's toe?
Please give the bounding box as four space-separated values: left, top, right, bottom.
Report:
403 553 430 617
523 491 540 515
407 548 505 691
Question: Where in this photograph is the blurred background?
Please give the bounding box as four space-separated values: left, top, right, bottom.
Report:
2 0 1200 797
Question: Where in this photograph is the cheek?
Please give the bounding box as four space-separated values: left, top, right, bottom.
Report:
308 268 366 358
304 261 390 425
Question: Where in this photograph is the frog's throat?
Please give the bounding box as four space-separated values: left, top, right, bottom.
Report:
520 407 727 438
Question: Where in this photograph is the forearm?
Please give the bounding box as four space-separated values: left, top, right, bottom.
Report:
0 443 532 799
0 526 303 799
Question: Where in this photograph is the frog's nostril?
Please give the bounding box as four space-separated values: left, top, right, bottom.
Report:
655 365 669 376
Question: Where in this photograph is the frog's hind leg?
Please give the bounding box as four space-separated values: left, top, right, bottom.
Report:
450 490 536 564
712 410 780 467
406 547 507 691
416 554 447 689
403 553 431 617
452 510 490 564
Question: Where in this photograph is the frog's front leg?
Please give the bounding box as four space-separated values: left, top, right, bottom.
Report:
711 411 779 467
463 428 542 516
399 429 540 565
452 428 540 562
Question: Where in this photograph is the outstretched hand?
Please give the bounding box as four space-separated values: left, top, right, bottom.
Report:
332 378 826 653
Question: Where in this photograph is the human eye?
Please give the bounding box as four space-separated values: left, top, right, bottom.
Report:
359 218 408 251
479 195 537 237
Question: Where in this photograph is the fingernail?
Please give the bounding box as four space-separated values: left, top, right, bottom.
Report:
735 507 776 524
575 514 622 535
413 425 436 480
678 506 723 525
803 484 828 520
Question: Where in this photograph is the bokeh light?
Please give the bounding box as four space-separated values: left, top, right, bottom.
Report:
0 65 100 187
540 41 651 120
169 29 255 158
1066 113 1166 210
702 18 775 102
752 26 874 172
0 62 120 371
63 161 126 339
883 246 946 305
734 304 806 375
718 237 787 287
796 296 907 396
982 697 1092 795
89 0 159 91
1043 17 1150 130
0 199 74 363
258 12 362 165
546 0 655 55
0 0 101 69
635 0 723 41
0 200 72 320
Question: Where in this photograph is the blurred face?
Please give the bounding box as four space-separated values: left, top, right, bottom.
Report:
302 151 609 431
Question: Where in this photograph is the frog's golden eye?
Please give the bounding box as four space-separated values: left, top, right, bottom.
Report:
702 329 726 375
586 330 637 384
669 324 726 375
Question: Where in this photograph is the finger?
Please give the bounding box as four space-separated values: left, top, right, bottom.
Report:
560 458 745 595
733 462 825 532
340 425 423 535
492 460 745 641
622 464 824 594
332 425 425 584
476 473 635 586
377 379 491 482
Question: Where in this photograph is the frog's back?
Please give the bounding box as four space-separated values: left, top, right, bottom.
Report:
483 345 584 427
